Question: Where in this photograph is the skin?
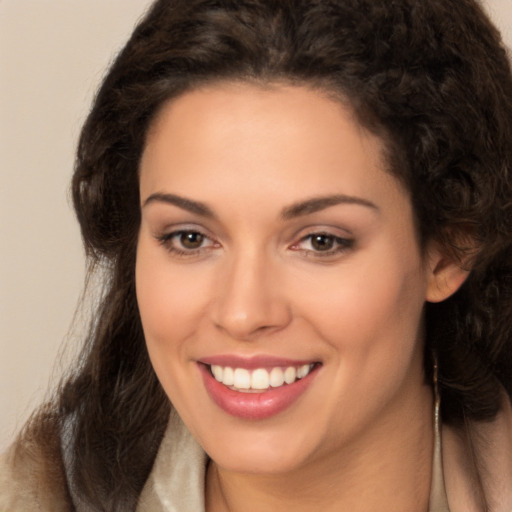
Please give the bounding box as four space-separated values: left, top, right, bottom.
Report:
136 82 467 511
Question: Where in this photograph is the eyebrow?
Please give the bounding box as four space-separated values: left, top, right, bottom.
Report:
142 192 378 219
143 193 215 218
281 194 378 219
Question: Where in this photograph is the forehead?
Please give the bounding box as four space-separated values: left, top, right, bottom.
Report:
139 82 410 222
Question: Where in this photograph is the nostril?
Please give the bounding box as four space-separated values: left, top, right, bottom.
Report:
213 320 289 342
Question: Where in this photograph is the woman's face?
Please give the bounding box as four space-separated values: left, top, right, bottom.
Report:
136 82 436 475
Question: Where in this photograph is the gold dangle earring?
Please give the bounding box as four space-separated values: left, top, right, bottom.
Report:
428 352 450 510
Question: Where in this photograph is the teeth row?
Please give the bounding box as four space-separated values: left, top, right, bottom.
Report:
210 364 314 390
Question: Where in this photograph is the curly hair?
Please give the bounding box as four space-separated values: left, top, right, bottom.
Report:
20 0 512 509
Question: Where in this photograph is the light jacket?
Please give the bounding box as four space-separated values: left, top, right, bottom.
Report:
1 402 512 511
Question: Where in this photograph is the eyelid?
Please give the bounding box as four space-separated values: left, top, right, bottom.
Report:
288 228 355 258
153 220 216 240
154 225 221 258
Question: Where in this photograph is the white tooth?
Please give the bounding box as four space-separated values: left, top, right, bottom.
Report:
223 367 234 386
297 364 310 379
211 365 223 382
251 368 270 390
233 368 251 389
269 367 285 387
284 366 297 384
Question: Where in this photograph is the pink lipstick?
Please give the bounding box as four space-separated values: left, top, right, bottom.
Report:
198 356 320 420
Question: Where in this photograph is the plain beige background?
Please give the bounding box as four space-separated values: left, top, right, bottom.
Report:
1 0 511 452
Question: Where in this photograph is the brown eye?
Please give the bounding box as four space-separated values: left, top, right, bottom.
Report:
180 231 205 249
157 228 218 257
290 231 354 258
311 234 335 251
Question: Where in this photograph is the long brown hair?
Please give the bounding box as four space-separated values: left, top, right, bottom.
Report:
20 0 512 509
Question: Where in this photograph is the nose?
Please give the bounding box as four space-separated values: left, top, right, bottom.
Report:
211 251 292 341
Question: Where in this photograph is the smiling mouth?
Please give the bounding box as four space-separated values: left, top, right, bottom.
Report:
199 359 321 419
208 363 317 393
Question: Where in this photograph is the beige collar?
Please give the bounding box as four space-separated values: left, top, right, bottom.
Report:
137 409 207 512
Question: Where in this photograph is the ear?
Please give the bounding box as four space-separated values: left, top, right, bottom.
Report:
425 244 470 303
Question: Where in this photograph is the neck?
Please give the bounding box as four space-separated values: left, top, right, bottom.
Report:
206 384 434 512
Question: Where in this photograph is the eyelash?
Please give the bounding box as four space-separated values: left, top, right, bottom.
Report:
291 232 354 258
155 230 354 259
156 230 219 258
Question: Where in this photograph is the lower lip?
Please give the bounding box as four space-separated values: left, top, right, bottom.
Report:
198 363 319 420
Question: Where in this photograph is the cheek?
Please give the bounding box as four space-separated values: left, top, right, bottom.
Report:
135 237 208 354
297 243 427 358
296 247 428 435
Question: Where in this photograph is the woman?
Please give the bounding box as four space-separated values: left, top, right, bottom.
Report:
2 0 512 510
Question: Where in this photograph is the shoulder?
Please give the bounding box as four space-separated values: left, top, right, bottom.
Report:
442 392 512 512
137 409 207 512
0 435 70 512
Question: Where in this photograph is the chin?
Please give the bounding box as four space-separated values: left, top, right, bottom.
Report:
211 445 311 475
198 420 324 475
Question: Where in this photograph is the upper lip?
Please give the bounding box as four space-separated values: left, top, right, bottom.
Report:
199 354 319 369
